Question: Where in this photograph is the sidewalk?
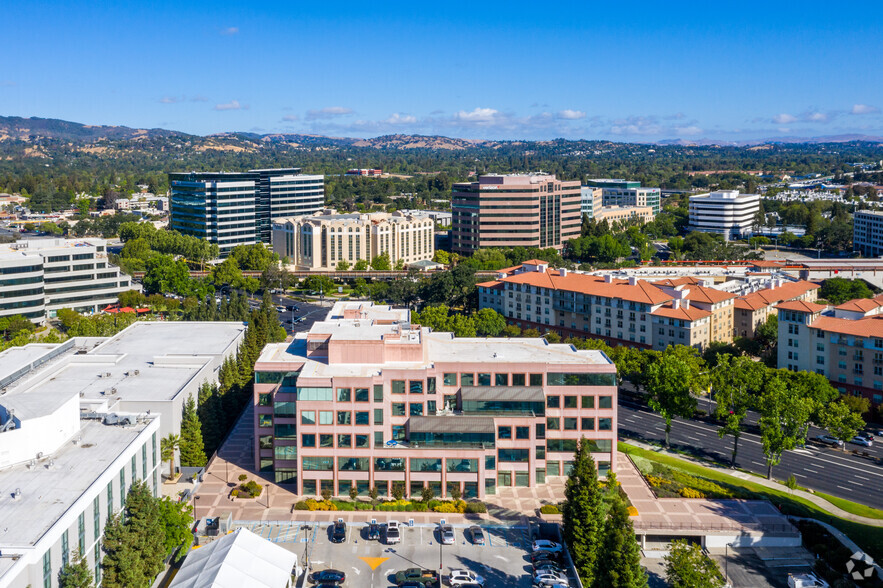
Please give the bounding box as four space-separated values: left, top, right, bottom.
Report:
623 438 883 527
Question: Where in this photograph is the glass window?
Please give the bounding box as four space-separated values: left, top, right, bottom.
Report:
337 388 351 401
275 424 296 439
375 431 384 447
447 458 478 473
564 396 578 409
515 472 530 487
564 417 578 430
582 417 595 430
409 403 423 416
355 411 370 425
410 458 442 472
581 396 595 409
355 388 370 402
512 373 526 386
485 477 497 495
320 434 334 448
461 373 474 386
443 373 457 386
530 373 543 386
392 380 406 394
546 417 560 430
258 414 273 428
536 468 546 485
319 411 333 425
274 445 297 460
392 425 405 440
498 448 530 462
498 426 512 439
547 396 559 408
373 408 384 425
536 423 546 439
301 410 315 425
339 480 354 496
355 434 369 448
599 396 613 409
547 439 578 453
375 457 405 471
478 373 491 386
302 479 317 496
485 455 496 470
427 377 436 394
297 387 333 401
274 401 296 416
259 435 273 449
301 434 316 447
599 418 613 431
516 426 530 440
426 400 437 413
546 372 616 386
339 457 369 471
302 456 333 470
392 403 406 416
258 393 271 406
260 458 274 472
410 481 425 496
599 462 611 477
495 373 509 386
536 445 546 459
547 460 560 476
374 384 384 401
497 471 512 487
337 411 351 425
409 380 423 394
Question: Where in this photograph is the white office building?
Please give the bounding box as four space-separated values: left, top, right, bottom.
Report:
0 238 135 323
688 190 760 240
854 210 883 257
0 341 161 588
580 186 603 220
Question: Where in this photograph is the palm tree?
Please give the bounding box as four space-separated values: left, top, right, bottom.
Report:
160 433 180 481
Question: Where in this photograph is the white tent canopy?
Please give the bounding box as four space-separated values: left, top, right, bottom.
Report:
171 527 296 588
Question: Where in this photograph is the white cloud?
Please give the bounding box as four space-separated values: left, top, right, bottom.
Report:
676 125 703 135
214 100 246 111
221 27 239 35
805 111 829 123
852 104 880 115
383 113 417 124
557 109 586 120
609 116 663 136
453 107 502 125
306 106 354 120
281 115 299 122
773 113 798 124
159 96 181 104
190 95 209 103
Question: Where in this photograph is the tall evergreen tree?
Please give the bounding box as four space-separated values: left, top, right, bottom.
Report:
597 494 648 588
664 539 725 588
58 549 92 588
179 396 207 467
101 482 166 588
562 437 604 586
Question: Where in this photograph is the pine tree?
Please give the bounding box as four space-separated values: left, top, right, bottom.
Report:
101 482 166 588
179 396 207 467
597 494 648 588
562 437 603 586
58 549 92 588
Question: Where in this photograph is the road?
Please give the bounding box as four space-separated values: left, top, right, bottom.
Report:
245 294 329 335
618 394 883 510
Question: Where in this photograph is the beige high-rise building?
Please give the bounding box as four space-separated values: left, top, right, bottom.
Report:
271 210 435 270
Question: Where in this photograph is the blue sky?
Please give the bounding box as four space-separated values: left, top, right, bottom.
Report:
2 0 882 142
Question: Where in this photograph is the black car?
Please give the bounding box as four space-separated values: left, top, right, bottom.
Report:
331 521 347 543
309 569 346 583
367 522 380 540
531 550 562 562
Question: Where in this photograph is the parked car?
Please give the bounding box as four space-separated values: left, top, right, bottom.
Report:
366 522 380 540
385 520 401 544
534 570 569 583
534 577 570 588
850 436 873 447
530 550 563 563
331 521 346 543
439 524 455 545
788 572 830 588
467 525 485 545
308 569 346 583
533 562 565 574
394 567 438 587
531 540 563 553
814 434 844 447
858 432 875 441
449 569 485 586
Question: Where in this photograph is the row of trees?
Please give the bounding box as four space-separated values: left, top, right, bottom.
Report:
119 222 219 265
411 305 507 337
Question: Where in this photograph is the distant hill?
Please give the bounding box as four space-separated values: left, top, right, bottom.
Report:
0 115 189 142
352 134 496 150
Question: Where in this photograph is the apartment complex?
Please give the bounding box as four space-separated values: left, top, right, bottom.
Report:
854 210 883 257
252 301 617 499
733 280 821 338
0 238 135 323
585 179 661 215
688 190 760 240
271 210 435 270
0 344 161 588
477 261 737 351
169 168 324 256
451 174 581 254
777 295 883 403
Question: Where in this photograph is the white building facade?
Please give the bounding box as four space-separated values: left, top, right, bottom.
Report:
688 190 760 240
580 187 603 220
854 210 883 258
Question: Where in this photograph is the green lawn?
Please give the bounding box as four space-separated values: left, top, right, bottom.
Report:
620 442 883 561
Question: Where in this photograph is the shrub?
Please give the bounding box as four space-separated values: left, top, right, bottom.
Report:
238 474 247 482
645 475 666 488
679 487 705 499
464 501 487 514
241 480 262 497
335 501 355 511
434 502 459 513
627 506 639 517
294 501 309 511
427 499 442 510
231 489 239 498
411 502 428 512
355 502 373 510
539 504 560 515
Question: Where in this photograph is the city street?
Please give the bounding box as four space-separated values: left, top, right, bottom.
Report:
618 395 883 510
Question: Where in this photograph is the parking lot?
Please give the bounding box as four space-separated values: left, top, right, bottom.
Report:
237 520 556 587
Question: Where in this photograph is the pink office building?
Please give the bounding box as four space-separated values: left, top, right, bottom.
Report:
253 302 617 500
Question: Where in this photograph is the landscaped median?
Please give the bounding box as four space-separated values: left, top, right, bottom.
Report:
292 497 488 514
620 441 883 561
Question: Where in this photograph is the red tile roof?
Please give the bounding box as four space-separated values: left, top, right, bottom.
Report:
734 293 767 311
733 281 820 311
777 300 827 313
499 269 673 305
834 298 883 313
811 315 883 338
651 302 712 321
750 261 785 268
476 280 503 289
680 285 737 304
651 277 702 287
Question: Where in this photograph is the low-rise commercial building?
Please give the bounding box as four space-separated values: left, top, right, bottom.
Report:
854 210 883 257
252 301 617 499
596 205 655 225
0 238 135 323
688 190 760 240
271 210 435 270
451 174 581 254
585 179 661 215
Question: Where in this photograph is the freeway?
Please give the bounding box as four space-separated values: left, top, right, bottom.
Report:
618 394 883 510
